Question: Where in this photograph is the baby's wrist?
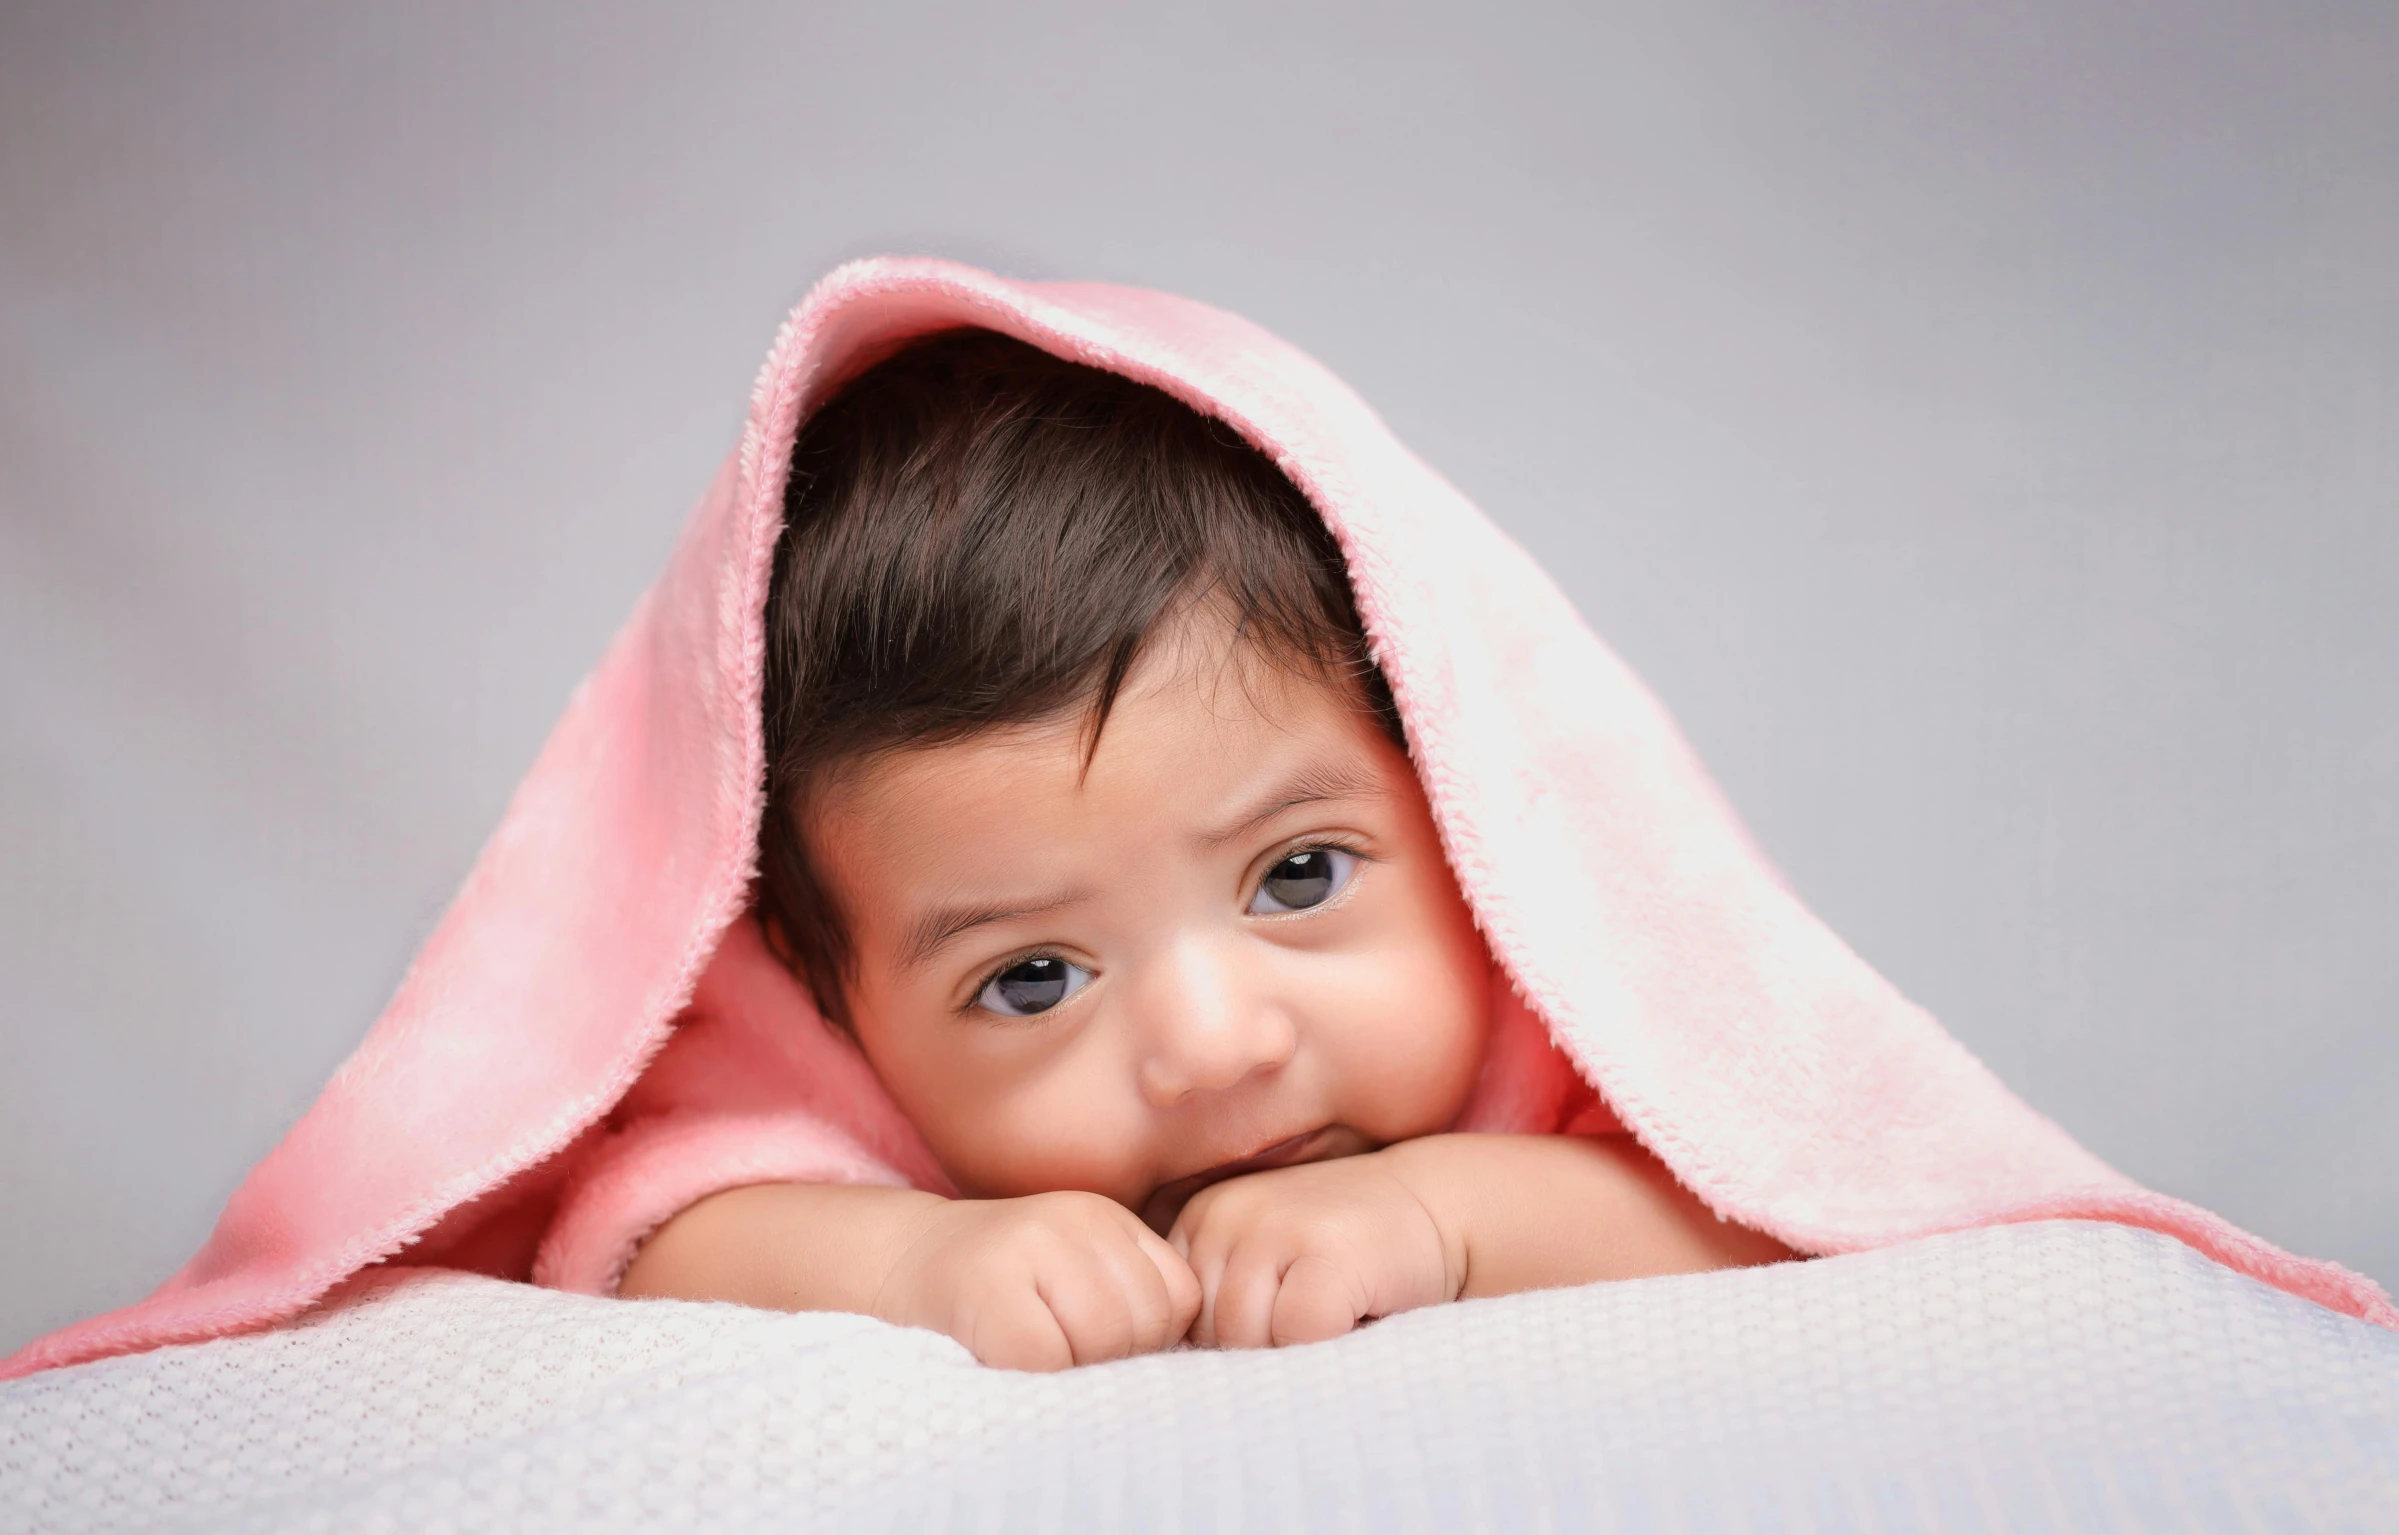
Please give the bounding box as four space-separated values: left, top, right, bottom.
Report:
1365 1136 1479 1302
837 1187 955 1322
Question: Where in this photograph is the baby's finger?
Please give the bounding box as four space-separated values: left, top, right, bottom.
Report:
1269 1253 1365 1347
1203 1239 1290 1350
1167 1190 1241 1343
1034 1249 1141 1366
1083 1220 1181 1356
1129 1222 1203 1343
965 1289 1078 1373
1165 1182 1233 1263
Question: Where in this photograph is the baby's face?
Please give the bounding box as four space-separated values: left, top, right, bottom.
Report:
809 615 1493 1229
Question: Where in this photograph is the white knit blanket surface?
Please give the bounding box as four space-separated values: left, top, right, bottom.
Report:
4 1221 2393 1533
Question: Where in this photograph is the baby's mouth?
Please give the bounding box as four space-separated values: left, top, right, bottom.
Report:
1139 1124 1369 1234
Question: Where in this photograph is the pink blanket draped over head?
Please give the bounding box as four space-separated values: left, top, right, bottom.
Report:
11 258 2390 1381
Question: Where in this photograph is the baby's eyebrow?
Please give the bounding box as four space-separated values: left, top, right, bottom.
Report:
899 891 1088 972
1196 760 1385 849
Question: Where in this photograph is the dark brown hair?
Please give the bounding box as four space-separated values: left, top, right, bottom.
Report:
756 328 1398 1030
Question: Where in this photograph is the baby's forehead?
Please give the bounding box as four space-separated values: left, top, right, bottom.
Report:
811 648 1400 865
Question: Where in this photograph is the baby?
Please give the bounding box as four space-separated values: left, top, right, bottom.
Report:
619 330 1786 1368
8 269 2370 1394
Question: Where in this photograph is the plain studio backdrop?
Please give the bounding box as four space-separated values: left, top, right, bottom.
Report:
2 3 2394 1355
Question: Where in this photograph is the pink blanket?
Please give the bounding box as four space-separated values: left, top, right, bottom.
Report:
9 258 2387 1381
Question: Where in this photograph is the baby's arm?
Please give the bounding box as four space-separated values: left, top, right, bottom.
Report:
1172 1134 1791 1348
620 1183 1201 1371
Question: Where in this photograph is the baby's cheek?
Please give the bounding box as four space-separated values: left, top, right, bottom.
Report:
864 990 1159 1205
936 1070 1158 1205
1318 943 1490 1139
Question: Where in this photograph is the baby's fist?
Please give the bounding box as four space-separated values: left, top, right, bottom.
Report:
1169 1152 1461 1349
874 1191 1201 1371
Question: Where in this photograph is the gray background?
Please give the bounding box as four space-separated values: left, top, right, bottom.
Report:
1 2 2391 1356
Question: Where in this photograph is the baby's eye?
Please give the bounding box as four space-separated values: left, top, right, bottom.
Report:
975 955 1092 1017
1248 847 1358 914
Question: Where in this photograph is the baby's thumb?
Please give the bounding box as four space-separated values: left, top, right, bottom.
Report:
1270 1254 1369 1347
1137 1225 1204 1336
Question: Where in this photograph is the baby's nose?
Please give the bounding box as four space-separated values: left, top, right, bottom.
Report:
1133 939 1298 1106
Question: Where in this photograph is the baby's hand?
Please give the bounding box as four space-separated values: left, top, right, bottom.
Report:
1169 1152 1462 1349
872 1191 1202 1371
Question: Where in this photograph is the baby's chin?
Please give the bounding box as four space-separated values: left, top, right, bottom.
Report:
1136 1123 1378 1235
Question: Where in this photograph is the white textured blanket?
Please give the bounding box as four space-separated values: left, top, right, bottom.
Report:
4 1221 2393 1533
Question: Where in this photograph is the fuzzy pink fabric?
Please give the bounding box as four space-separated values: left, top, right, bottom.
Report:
9 258 2389 1381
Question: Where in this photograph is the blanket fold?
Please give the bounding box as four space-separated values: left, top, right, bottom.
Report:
8 257 2386 1382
